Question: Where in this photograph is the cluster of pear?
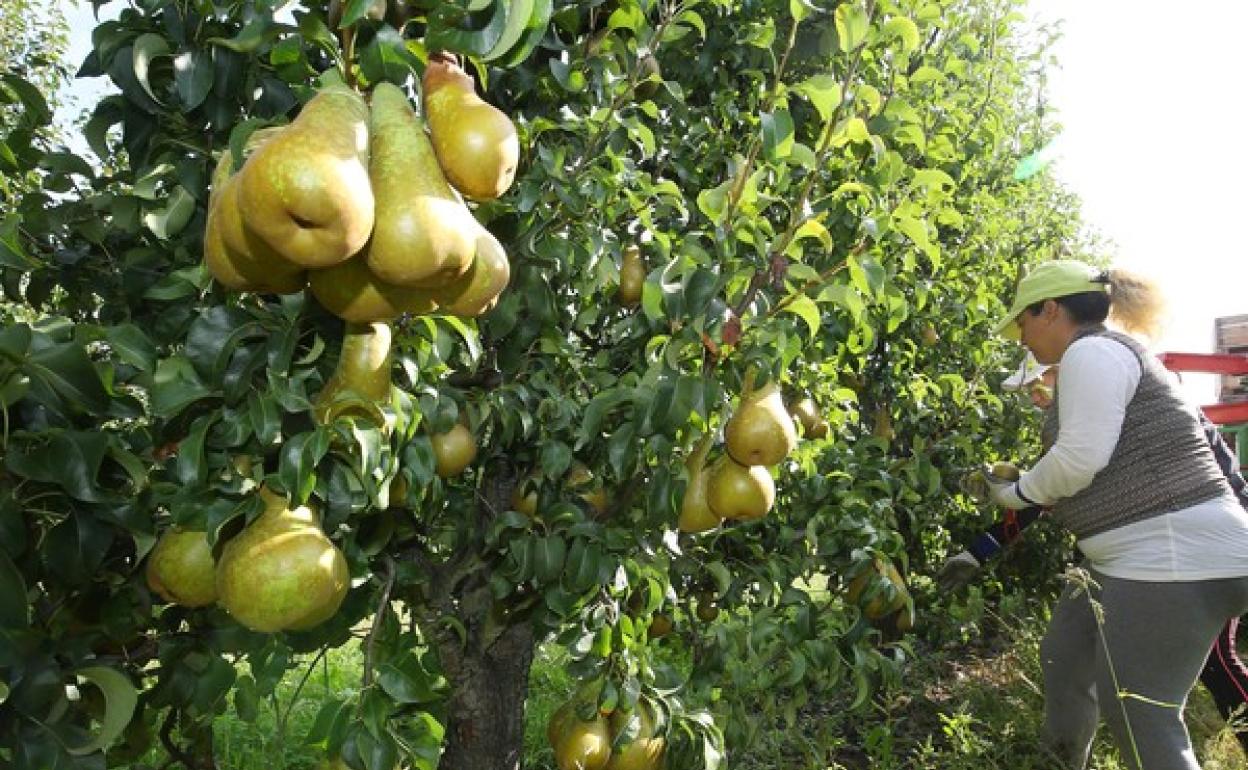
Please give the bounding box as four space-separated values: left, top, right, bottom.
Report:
846 556 914 633
677 377 798 533
547 687 666 770
145 486 349 633
511 461 609 518
204 55 518 323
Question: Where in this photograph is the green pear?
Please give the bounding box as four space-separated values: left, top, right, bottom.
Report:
146 528 218 608
706 457 775 521
423 54 520 200
431 423 478 478
605 702 666 770
238 84 374 269
309 254 437 323
554 713 612 770
313 321 396 427
216 487 350 632
203 138 306 294
365 82 477 288
429 226 511 317
725 378 797 466
677 438 721 534
618 245 644 307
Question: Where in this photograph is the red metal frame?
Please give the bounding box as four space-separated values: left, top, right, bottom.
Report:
1157 352 1248 377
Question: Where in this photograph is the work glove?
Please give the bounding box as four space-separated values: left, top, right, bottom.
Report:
987 474 1030 510
936 551 981 592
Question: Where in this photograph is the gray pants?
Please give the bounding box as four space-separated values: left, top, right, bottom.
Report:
1041 569 1248 770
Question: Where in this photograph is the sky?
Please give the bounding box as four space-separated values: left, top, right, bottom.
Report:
56 1 1247 403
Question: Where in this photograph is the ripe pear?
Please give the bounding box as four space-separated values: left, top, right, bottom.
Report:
605 703 666 770
695 591 720 623
648 613 673 638
789 397 820 435
365 82 477 288
431 423 477 478
429 226 511 317
847 558 908 620
308 254 437 323
314 322 395 427
706 457 775 521
238 84 374 268
678 438 721 534
566 461 609 516
216 487 350 633
990 461 1021 481
554 714 612 770
511 473 540 517
422 54 520 200
725 379 797 466
145 528 218 608
618 245 644 307
921 325 940 347
204 142 306 294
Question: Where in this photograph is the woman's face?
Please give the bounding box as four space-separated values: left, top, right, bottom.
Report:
1017 300 1066 365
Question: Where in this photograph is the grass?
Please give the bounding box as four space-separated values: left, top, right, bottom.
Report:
125 609 1248 769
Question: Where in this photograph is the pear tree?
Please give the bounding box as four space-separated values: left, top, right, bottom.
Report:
0 1 1087 768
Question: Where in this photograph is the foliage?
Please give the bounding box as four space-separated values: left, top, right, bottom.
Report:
0 0 1091 768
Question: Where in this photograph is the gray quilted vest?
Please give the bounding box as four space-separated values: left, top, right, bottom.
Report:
1043 328 1232 538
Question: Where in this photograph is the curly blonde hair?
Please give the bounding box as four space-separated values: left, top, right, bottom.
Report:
1105 268 1167 341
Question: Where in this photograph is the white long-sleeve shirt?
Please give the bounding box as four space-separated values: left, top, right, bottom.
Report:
1016 336 1248 580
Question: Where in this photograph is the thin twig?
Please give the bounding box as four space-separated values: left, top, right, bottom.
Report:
363 554 398 688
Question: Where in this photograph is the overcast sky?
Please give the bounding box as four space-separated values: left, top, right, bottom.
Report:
59 1 1247 403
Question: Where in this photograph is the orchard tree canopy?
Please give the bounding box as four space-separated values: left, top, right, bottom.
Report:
0 0 1088 769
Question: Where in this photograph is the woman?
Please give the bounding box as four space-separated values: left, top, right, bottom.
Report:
987 259 1248 770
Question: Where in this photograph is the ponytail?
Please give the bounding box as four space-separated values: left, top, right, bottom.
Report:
1105 268 1166 341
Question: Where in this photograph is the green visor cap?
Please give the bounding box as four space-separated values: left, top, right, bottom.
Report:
994 260 1108 340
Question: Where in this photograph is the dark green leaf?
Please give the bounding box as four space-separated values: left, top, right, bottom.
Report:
0 548 29 628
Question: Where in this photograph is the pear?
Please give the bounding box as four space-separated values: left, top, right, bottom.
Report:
618 245 644 308
921 325 940 346
566 461 608 516
429 226 511 317
725 378 797 466
511 473 540 517
647 613 673 638
990 461 1021 481
314 321 395 427
554 714 612 770
365 82 478 288
706 457 775 521
145 528 218 608
605 703 666 770
422 54 520 200
872 408 895 441
216 487 349 633
238 84 374 268
789 397 819 434
309 254 438 323
847 558 909 620
204 140 306 294
677 437 721 534
431 423 477 478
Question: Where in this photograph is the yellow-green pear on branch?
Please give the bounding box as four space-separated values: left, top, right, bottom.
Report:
203 140 306 294
145 528 218 608
216 487 349 633
423 53 520 201
706 457 775 521
429 226 511 317
677 437 721 534
365 82 477 288
725 377 797 466
238 85 374 269
313 322 396 427
618 245 644 307
605 702 666 770
308 254 437 323
431 423 478 478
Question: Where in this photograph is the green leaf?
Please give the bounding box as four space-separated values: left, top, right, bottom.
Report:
0 72 52 128
132 33 171 105
481 0 535 62
834 4 871 52
8 431 112 502
67 667 139 756
793 74 842 123
782 295 821 340
359 28 420 85
0 548 28 628
26 341 112 414
882 16 920 54
177 414 218 487
104 324 158 371
209 17 275 54
426 0 509 57
677 9 707 39
143 185 195 239
790 0 818 22
173 51 214 110
696 180 731 223
761 108 794 160
792 219 833 251
42 511 114 583
150 356 214 419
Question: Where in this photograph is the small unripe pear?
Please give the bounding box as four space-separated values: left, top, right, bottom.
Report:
431 423 478 478
146 529 217 608
618 245 645 307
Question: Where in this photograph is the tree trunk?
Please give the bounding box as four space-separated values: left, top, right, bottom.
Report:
436 613 535 770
